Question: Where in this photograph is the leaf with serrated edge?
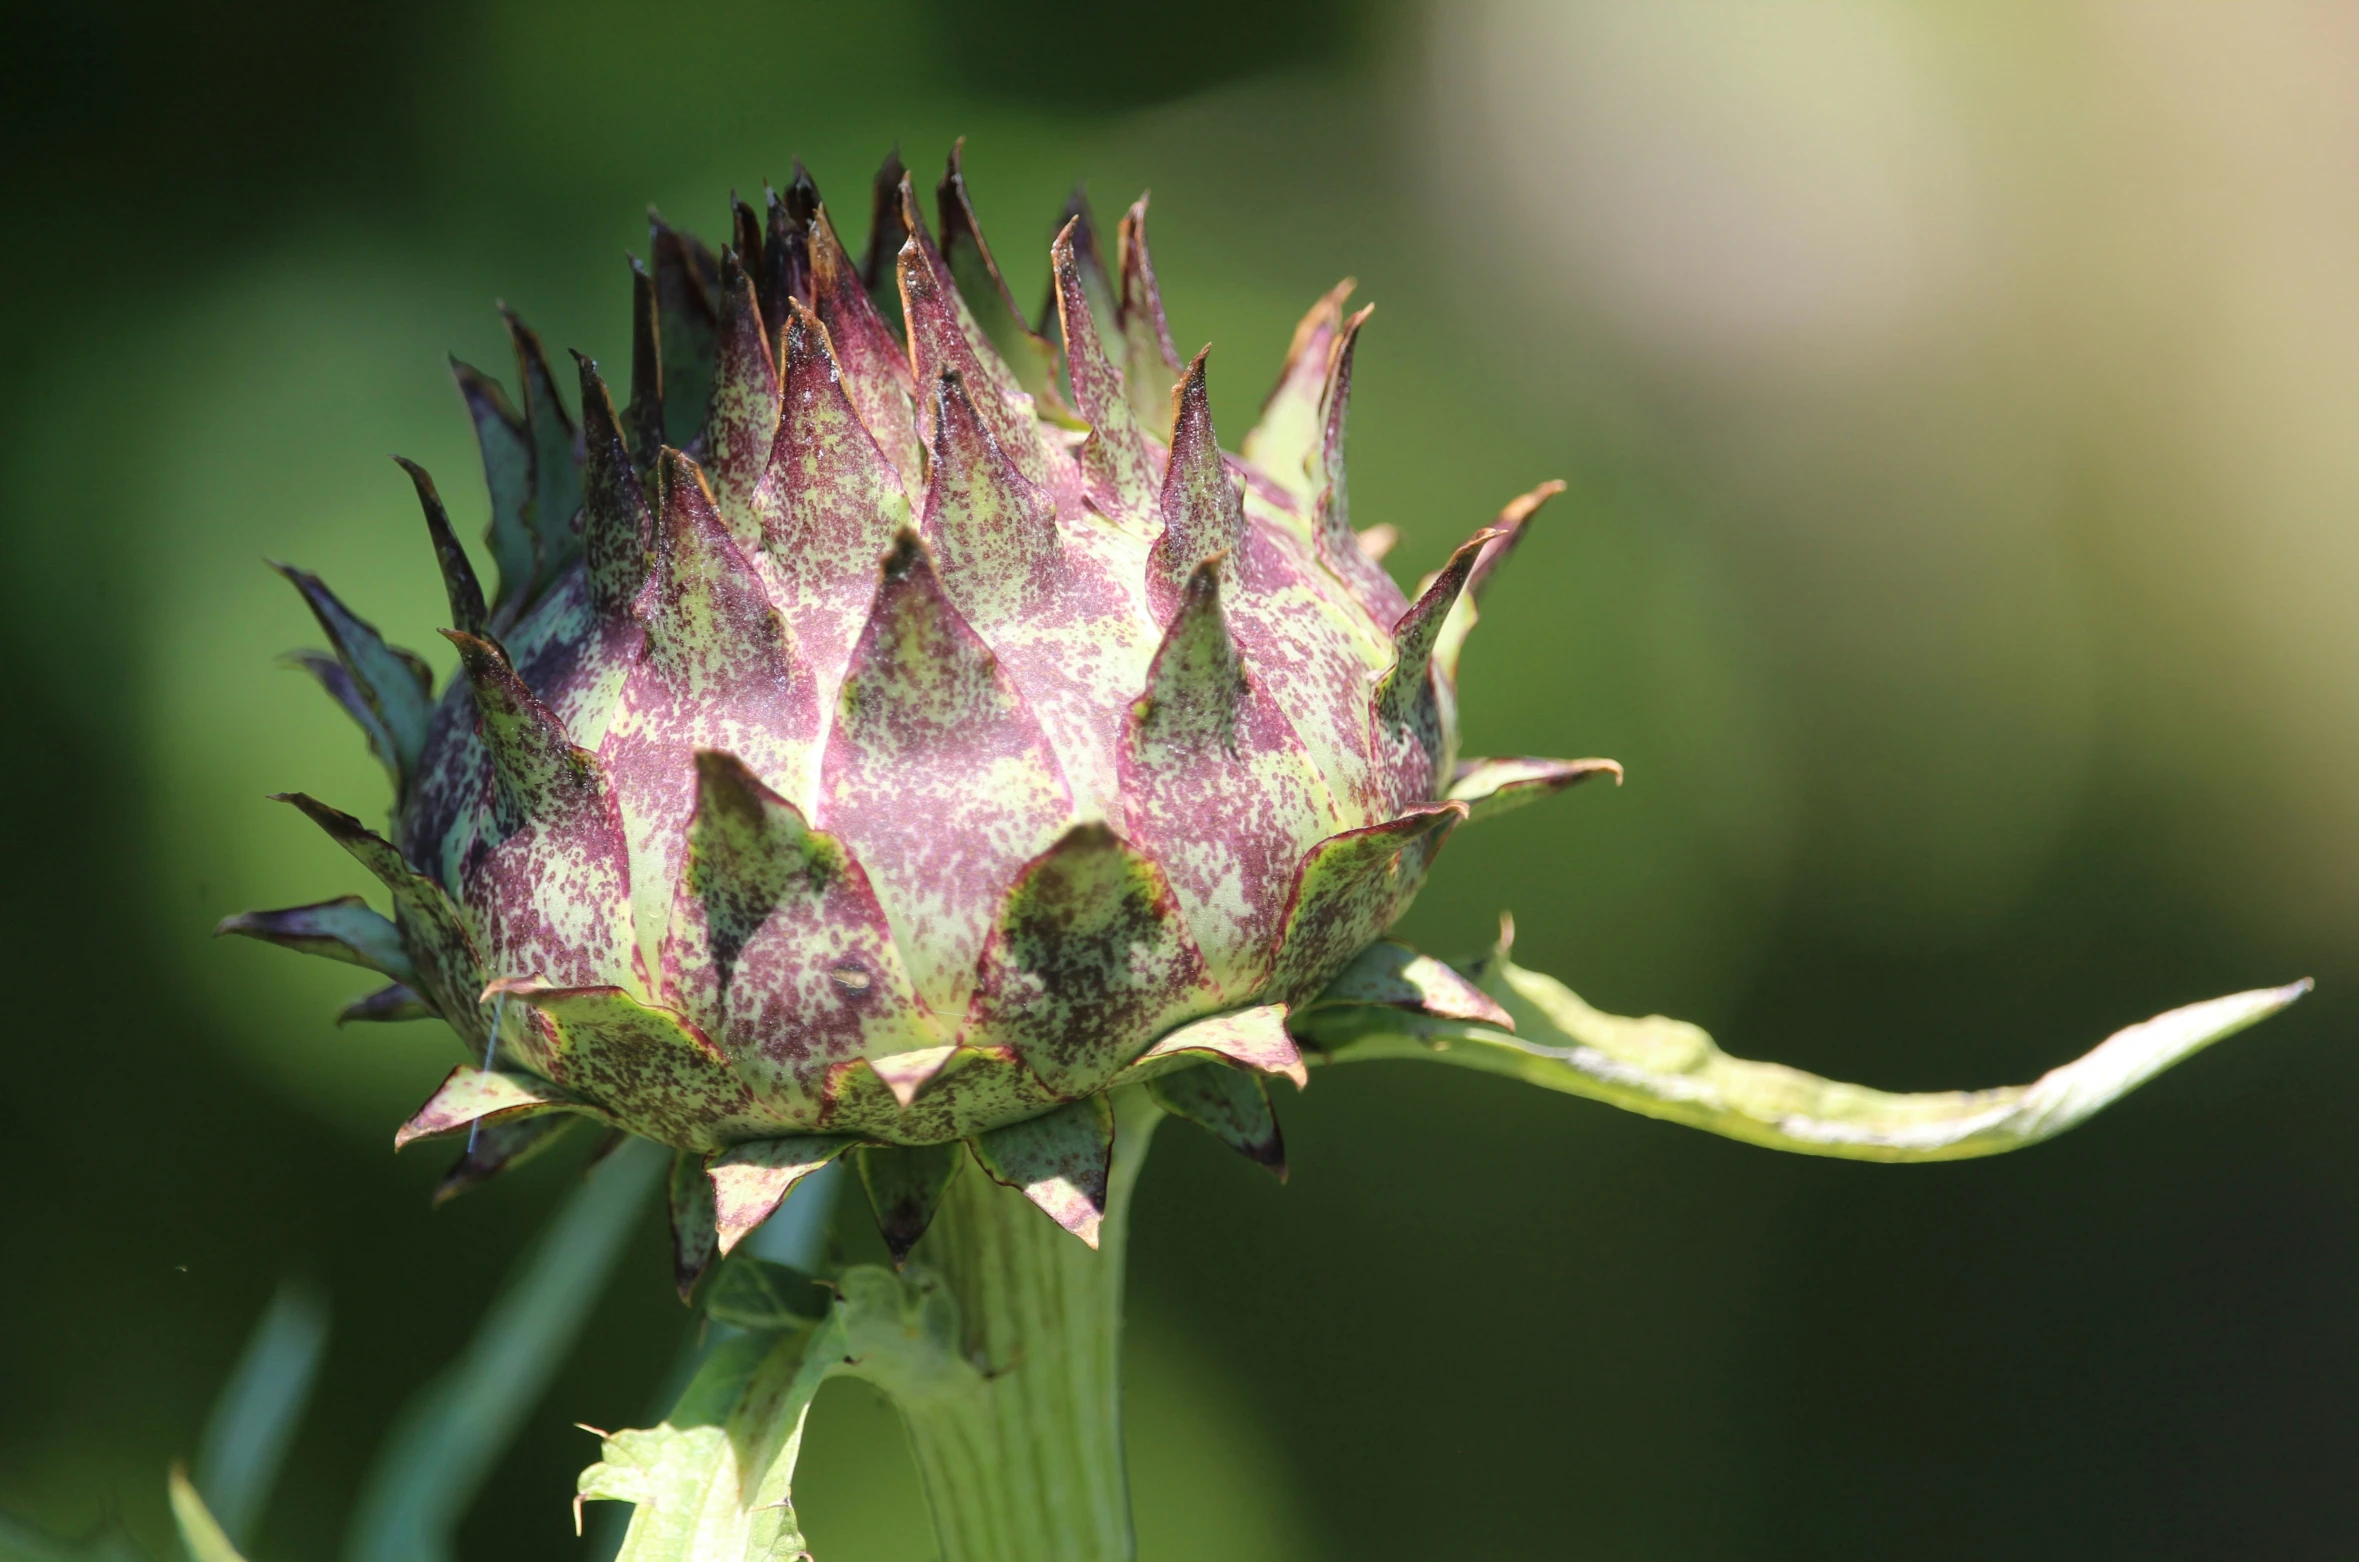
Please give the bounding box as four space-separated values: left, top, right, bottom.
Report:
396 457 488 636
625 255 665 474
610 455 821 987
1217 515 1396 811
921 370 1061 630
574 353 653 621
1146 351 1245 617
1304 305 1407 625
499 308 583 600
808 204 921 492
451 360 536 616
1298 944 2312 1162
860 150 912 336
650 216 719 452
1114 195 1183 430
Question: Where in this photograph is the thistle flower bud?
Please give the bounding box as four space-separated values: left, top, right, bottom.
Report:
222 149 1621 1280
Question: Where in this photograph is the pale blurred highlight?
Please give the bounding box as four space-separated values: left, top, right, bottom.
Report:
1428 0 2359 948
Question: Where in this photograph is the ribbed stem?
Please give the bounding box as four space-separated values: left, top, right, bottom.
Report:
897 1089 1162 1562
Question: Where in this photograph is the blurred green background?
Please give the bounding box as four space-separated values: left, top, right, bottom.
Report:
5 0 2356 1555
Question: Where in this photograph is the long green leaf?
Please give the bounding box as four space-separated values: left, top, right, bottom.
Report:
166 1469 248 1562
345 1138 664 1562
1298 946 2310 1161
191 1276 329 1551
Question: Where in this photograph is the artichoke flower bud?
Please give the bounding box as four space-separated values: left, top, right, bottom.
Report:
226 147 1616 1283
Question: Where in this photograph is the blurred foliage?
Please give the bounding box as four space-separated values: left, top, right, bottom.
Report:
916 0 1368 108
3 0 2354 1558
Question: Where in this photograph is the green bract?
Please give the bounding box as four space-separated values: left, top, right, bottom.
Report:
224 146 2306 1309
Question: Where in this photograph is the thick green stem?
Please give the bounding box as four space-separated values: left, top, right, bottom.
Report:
894 1089 1162 1562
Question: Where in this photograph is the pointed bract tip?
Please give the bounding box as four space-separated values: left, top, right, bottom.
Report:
878 525 928 581
568 344 608 389
1184 552 1229 603
692 744 763 791
869 1045 958 1109
1509 478 1569 520
393 456 488 634
437 625 501 671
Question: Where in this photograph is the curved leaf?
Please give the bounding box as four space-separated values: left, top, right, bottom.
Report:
168 1468 249 1562
1298 945 2310 1162
346 1139 664 1562
192 1278 329 1552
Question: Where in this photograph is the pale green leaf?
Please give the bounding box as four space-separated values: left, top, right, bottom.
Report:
345 1138 663 1562
1299 946 2310 1162
581 1330 825 1562
167 1468 248 1562
583 1264 984 1561
582 1165 844 1562
192 1277 329 1550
